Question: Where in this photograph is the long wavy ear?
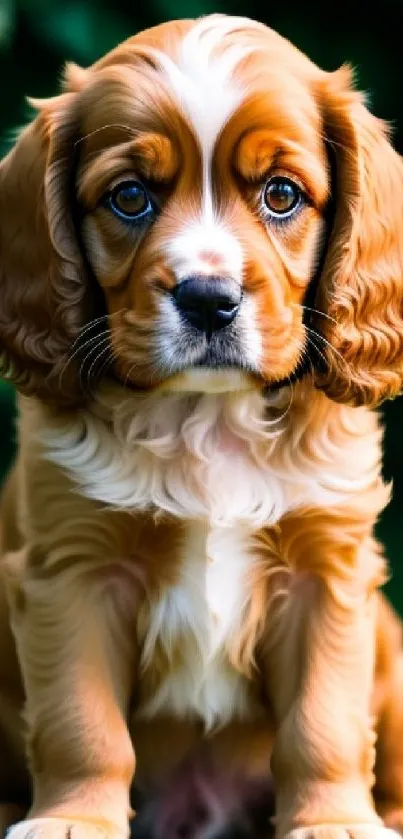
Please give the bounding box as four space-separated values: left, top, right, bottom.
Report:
314 66 403 408
0 79 93 406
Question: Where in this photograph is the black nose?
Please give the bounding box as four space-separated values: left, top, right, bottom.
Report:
172 276 241 336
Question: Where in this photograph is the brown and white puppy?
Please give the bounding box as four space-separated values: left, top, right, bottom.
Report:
1 13 403 839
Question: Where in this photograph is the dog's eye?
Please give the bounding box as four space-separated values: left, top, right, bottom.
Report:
264 177 301 218
107 180 153 221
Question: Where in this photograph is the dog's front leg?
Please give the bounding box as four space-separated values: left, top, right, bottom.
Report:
262 508 399 839
4 546 138 839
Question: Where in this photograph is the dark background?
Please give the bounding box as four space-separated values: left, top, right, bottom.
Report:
0 0 402 611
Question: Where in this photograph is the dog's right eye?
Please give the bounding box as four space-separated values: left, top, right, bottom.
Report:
106 180 154 223
264 176 302 218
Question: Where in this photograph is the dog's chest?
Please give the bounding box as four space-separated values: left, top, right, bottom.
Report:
41 388 376 728
136 521 262 729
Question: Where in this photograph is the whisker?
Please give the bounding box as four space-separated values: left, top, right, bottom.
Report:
124 359 140 388
305 326 355 382
277 378 294 422
96 349 118 383
72 309 127 348
305 325 348 369
300 332 318 385
59 331 113 389
74 329 112 356
94 340 137 388
60 329 113 386
84 345 116 397
306 352 316 386
319 131 357 162
306 334 328 369
72 315 110 348
91 340 135 393
299 304 338 326
85 341 114 382
265 374 295 424
74 124 136 148
78 336 113 391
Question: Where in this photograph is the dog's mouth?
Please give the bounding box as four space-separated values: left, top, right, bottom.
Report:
77 308 312 396
156 325 312 394
88 334 308 397
193 338 252 370
156 327 266 393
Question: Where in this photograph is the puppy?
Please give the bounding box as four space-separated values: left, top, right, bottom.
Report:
1 13 403 839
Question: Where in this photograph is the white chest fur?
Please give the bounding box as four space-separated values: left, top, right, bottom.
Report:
41 385 375 528
39 384 381 729
137 522 260 729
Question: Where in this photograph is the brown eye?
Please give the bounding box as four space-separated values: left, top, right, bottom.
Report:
264 177 302 218
107 180 153 221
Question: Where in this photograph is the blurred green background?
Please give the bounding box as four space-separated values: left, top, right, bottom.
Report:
0 0 402 611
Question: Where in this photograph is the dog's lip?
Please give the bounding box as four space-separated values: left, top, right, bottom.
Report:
109 357 298 396
158 368 259 394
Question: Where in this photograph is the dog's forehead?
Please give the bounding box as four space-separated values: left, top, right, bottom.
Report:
84 15 321 157
141 16 257 159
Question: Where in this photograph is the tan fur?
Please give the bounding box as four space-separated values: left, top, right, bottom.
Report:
1 13 403 839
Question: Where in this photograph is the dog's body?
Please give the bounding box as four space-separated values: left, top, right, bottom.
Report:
1 13 403 839
1 387 403 839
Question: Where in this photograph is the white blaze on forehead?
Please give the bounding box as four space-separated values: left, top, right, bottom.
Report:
155 16 256 158
145 16 260 282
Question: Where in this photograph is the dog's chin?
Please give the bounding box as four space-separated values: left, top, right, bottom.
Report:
159 368 259 394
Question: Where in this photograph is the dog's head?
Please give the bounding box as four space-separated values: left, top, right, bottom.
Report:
1 15 403 407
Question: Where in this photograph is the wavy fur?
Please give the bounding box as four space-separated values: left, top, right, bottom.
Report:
0 14 403 839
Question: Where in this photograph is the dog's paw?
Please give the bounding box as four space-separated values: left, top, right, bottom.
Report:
6 817 126 839
283 826 401 839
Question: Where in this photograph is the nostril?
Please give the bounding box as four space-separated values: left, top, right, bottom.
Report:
217 300 238 317
216 298 238 315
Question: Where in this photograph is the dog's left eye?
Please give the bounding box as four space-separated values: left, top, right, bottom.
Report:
264 176 302 218
107 180 154 222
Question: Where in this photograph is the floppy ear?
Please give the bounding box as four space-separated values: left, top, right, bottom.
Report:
0 85 93 405
314 67 403 408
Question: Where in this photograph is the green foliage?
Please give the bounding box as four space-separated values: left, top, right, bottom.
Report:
0 380 16 480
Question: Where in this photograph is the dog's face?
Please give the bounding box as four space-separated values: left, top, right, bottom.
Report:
1 15 403 406
77 18 328 393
